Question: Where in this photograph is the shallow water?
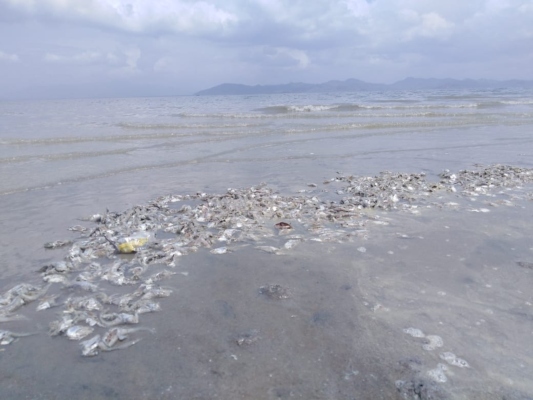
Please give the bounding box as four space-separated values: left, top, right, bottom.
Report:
1 90 533 399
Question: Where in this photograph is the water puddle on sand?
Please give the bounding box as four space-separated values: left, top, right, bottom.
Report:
1 200 532 399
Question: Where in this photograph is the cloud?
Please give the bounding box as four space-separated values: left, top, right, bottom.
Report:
42 45 141 78
242 46 310 70
44 51 104 64
404 12 455 40
343 0 371 18
3 0 238 35
1 0 533 99
0 50 19 62
265 47 310 69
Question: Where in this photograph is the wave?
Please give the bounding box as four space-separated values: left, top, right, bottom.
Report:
500 99 533 105
256 102 482 114
116 122 263 130
0 148 132 164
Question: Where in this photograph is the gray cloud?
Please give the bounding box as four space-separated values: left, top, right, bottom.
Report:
0 0 532 99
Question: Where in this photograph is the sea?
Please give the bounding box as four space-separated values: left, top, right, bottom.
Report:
1 89 533 399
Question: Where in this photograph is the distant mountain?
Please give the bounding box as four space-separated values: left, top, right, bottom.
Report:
196 78 533 95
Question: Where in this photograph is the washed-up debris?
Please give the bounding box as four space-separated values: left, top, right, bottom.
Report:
427 364 449 383
422 335 444 351
259 284 290 300
0 283 51 317
3 164 533 357
66 325 94 341
439 352 470 368
255 246 280 254
275 222 292 230
283 239 301 250
210 247 228 255
115 232 151 254
516 261 533 270
235 330 260 346
36 294 61 311
0 330 36 345
44 240 72 249
80 327 154 357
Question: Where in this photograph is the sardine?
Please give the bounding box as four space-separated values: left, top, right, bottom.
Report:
66 325 94 340
102 327 155 347
49 316 75 336
80 334 101 356
44 240 72 249
99 312 139 327
0 330 36 345
65 281 98 292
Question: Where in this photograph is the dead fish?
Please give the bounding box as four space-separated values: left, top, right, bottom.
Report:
1 296 25 313
5 283 51 303
101 327 155 348
259 284 290 300
131 300 161 314
516 261 533 269
210 247 228 255
0 330 36 345
68 225 88 232
39 261 74 274
99 312 139 327
284 239 301 249
64 296 102 312
79 214 103 223
49 316 75 336
66 325 94 340
255 246 280 254
79 334 101 356
43 274 68 283
44 240 72 249
80 331 145 357
36 294 61 311
134 284 173 299
144 270 176 284
65 281 98 292
236 330 260 346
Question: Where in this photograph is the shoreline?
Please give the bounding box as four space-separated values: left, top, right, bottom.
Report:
2 164 533 398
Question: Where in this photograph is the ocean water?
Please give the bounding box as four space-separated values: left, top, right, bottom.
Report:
1 89 533 399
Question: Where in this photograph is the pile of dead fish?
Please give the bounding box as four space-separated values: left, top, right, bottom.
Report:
439 164 533 194
328 171 439 211
1 164 533 356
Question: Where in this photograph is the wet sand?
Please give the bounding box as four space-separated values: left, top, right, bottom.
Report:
1 172 533 400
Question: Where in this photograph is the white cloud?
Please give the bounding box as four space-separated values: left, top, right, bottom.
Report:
244 46 310 70
42 46 140 77
123 47 140 71
44 51 103 64
272 47 310 69
0 50 19 62
3 0 238 35
343 0 371 18
405 12 455 40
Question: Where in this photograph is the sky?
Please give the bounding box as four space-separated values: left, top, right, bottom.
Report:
0 0 532 99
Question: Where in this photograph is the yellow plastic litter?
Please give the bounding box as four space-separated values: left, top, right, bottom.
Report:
116 234 149 253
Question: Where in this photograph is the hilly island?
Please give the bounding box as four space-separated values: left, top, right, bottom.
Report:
196 77 533 95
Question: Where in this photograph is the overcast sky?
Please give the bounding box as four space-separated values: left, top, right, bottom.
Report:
1 0 532 99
